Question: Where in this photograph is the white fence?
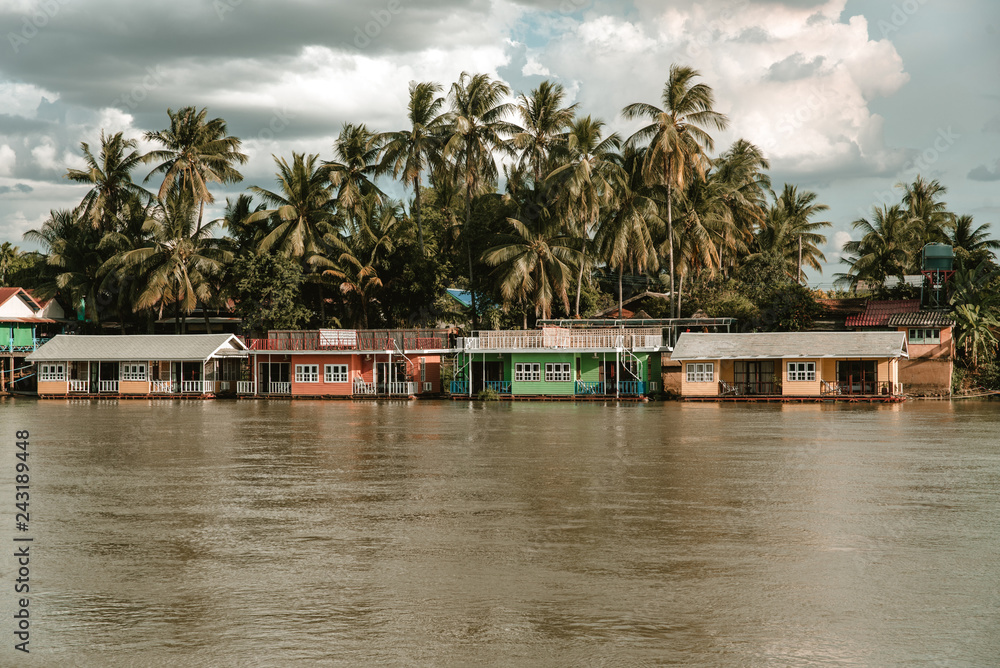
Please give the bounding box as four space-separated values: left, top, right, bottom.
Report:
387 382 418 395
353 380 376 395
268 382 291 395
468 328 664 350
237 381 256 395
151 380 174 393
98 380 118 393
68 379 90 393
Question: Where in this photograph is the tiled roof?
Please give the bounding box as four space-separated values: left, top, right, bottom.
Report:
27 334 247 362
887 312 955 327
845 300 921 327
0 287 41 312
671 331 908 360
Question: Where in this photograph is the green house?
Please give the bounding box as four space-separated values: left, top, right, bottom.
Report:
451 327 665 397
0 288 52 352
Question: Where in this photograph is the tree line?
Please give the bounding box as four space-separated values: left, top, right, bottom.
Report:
1 64 996 377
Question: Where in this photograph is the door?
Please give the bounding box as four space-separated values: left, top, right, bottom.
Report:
837 360 877 394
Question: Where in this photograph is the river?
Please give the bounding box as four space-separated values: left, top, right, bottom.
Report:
1 398 998 666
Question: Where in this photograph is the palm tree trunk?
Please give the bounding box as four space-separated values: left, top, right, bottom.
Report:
413 176 425 256
677 272 684 318
574 260 585 318
666 178 676 319
618 263 624 318
465 182 478 330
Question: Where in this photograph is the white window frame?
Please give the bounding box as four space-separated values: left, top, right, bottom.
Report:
786 361 816 382
295 364 319 383
908 328 941 345
324 364 348 383
544 362 571 382
420 358 426 382
39 362 65 382
514 362 540 382
120 361 147 381
686 363 714 383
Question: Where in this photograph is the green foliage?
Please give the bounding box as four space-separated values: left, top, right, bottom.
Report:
476 387 500 401
233 253 313 335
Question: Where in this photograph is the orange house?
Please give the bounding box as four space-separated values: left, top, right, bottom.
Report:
671 331 908 401
243 329 452 398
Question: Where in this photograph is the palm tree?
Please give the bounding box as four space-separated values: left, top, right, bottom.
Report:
323 195 402 328
143 106 248 227
952 303 999 369
836 204 914 292
24 209 107 327
622 64 729 317
596 147 663 316
899 175 954 255
483 184 583 321
442 72 519 327
108 191 230 333
950 215 1000 255
65 130 149 233
513 80 577 184
752 184 831 281
710 139 771 274
377 81 447 255
547 116 622 316
0 242 19 285
326 123 385 224
248 153 337 263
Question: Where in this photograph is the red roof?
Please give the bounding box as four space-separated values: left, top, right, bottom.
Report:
845 300 921 327
0 287 42 312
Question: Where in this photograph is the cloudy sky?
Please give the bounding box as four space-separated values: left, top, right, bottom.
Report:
1 0 997 284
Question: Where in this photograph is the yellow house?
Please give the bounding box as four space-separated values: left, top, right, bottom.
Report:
671 332 908 401
27 334 248 397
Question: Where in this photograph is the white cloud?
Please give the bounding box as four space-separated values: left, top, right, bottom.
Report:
0 145 15 176
0 82 59 118
30 139 85 173
536 0 909 177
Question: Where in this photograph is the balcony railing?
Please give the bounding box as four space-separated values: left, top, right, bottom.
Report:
820 380 902 396
237 381 256 395
616 380 646 396
68 379 90 393
244 329 453 352
465 328 664 351
151 380 174 393
575 380 605 395
353 380 376 395
180 380 208 394
387 381 418 395
98 380 118 393
485 380 511 394
4 337 51 353
268 382 291 395
720 380 782 396
450 381 469 395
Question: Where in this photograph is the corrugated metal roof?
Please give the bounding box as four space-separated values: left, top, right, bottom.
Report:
671 332 908 360
27 334 247 362
887 312 955 327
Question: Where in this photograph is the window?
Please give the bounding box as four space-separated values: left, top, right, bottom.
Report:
120 362 147 381
686 363 714 383
324 364 348 383
908 328 940 344
545 362 572 382
515 362 540 382
420 358 426 382
786 362 816 382
295 364 319 383
39 363 65 382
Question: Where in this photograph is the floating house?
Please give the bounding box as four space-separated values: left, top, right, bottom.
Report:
27 334 248 397
451 326 668 398
670 331 908 401
844 300 954 395
241 329 453 397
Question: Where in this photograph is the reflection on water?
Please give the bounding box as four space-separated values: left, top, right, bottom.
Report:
1 398 999 666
